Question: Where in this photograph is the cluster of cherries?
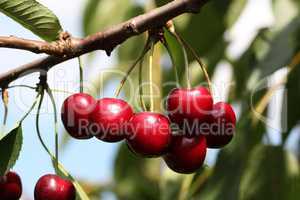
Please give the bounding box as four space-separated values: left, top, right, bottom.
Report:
0 86 235 200
61 86 236 174
0 171 75 200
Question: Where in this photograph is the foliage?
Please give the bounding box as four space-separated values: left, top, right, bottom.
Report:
1 0 300 199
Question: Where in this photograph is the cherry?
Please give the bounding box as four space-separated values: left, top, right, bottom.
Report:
126 112 172 157
163 135 207 174
90 98 134 142
34 174 76 200
166 87 213 136
61 93 96 139
0 171 22 200
205 102 236 148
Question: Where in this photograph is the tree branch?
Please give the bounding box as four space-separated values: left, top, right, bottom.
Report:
0 0 209 87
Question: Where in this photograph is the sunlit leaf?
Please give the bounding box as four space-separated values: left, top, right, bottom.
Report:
0 123 22 176
0 0 63 41
239 145 300 200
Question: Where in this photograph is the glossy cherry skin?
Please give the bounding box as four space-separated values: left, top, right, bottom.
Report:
126 112 172 157
34 174 76 200
164 135 207 174
0 171 22 200
205 102 236 148
61 93 96 139
166 87 213 136
90 98 134 142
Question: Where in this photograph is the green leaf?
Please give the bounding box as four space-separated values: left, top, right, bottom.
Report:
257 16 300 78
52 159 90 200
226 0 247 27
282 62 300 141
82 0 102 36
0 0 63 41
194 113 266 200
82 0 131 36
114 143 160 200
239 145 300 200
117 5 145 62
0 123 22 176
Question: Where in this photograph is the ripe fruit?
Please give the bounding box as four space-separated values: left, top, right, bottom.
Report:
61 93 96 139
0 171 22 200
166 87 213 136
205 102 236 148
126 112 172 157
90 98 134 142
34 174 76 200
164 135 207 174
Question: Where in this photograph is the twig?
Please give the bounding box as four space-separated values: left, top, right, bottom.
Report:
0 0 209 87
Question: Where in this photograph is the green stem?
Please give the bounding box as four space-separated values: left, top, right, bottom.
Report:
171 32 190 89
36 90 53 157
78 57 84 93
149 42 155 112
139 56 147 111
46 84 59 170
176 33 212 93
8 85 36 90
114 39 151 98
162 38 180 86
20 93 40 123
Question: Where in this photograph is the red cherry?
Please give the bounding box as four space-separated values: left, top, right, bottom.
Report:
61 93 96 139
34 174 76 200
90 98 134 142
0 171 22 200
164 135 207 174
126 112 172 157
166 87 213 136
205 102 236 148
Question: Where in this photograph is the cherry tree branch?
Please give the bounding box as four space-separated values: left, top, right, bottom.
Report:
0 0 209 87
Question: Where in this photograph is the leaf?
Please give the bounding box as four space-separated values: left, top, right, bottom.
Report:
239 145 300 200
257 16 300 78
282 62 300 140
82 0 102 36
117 5 145 62
0 0 63 41
0 123 22 176
82 0 131 36
114 143 160 200
52 159 90 200
226 0 247 27
194 112 266 200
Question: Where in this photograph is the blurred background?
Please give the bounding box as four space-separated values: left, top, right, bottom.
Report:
0 0 300 199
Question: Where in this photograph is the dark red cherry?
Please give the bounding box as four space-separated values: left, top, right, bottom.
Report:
164 135 207 174
61 93 96 139
0 171 22 200
126 112 172 157
205 102 236 148
34 174 76 200
90 98 134 142
166 87 213 136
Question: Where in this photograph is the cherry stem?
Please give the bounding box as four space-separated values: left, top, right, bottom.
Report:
46 84 59 170
36 87 60 173
148 41 155 112
114 39 151 98
139 56 147 111
162 38 180 86
78 57 84 93
172 32 191 89
176 33 212 93
19 93 40 123
35 89 52 157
